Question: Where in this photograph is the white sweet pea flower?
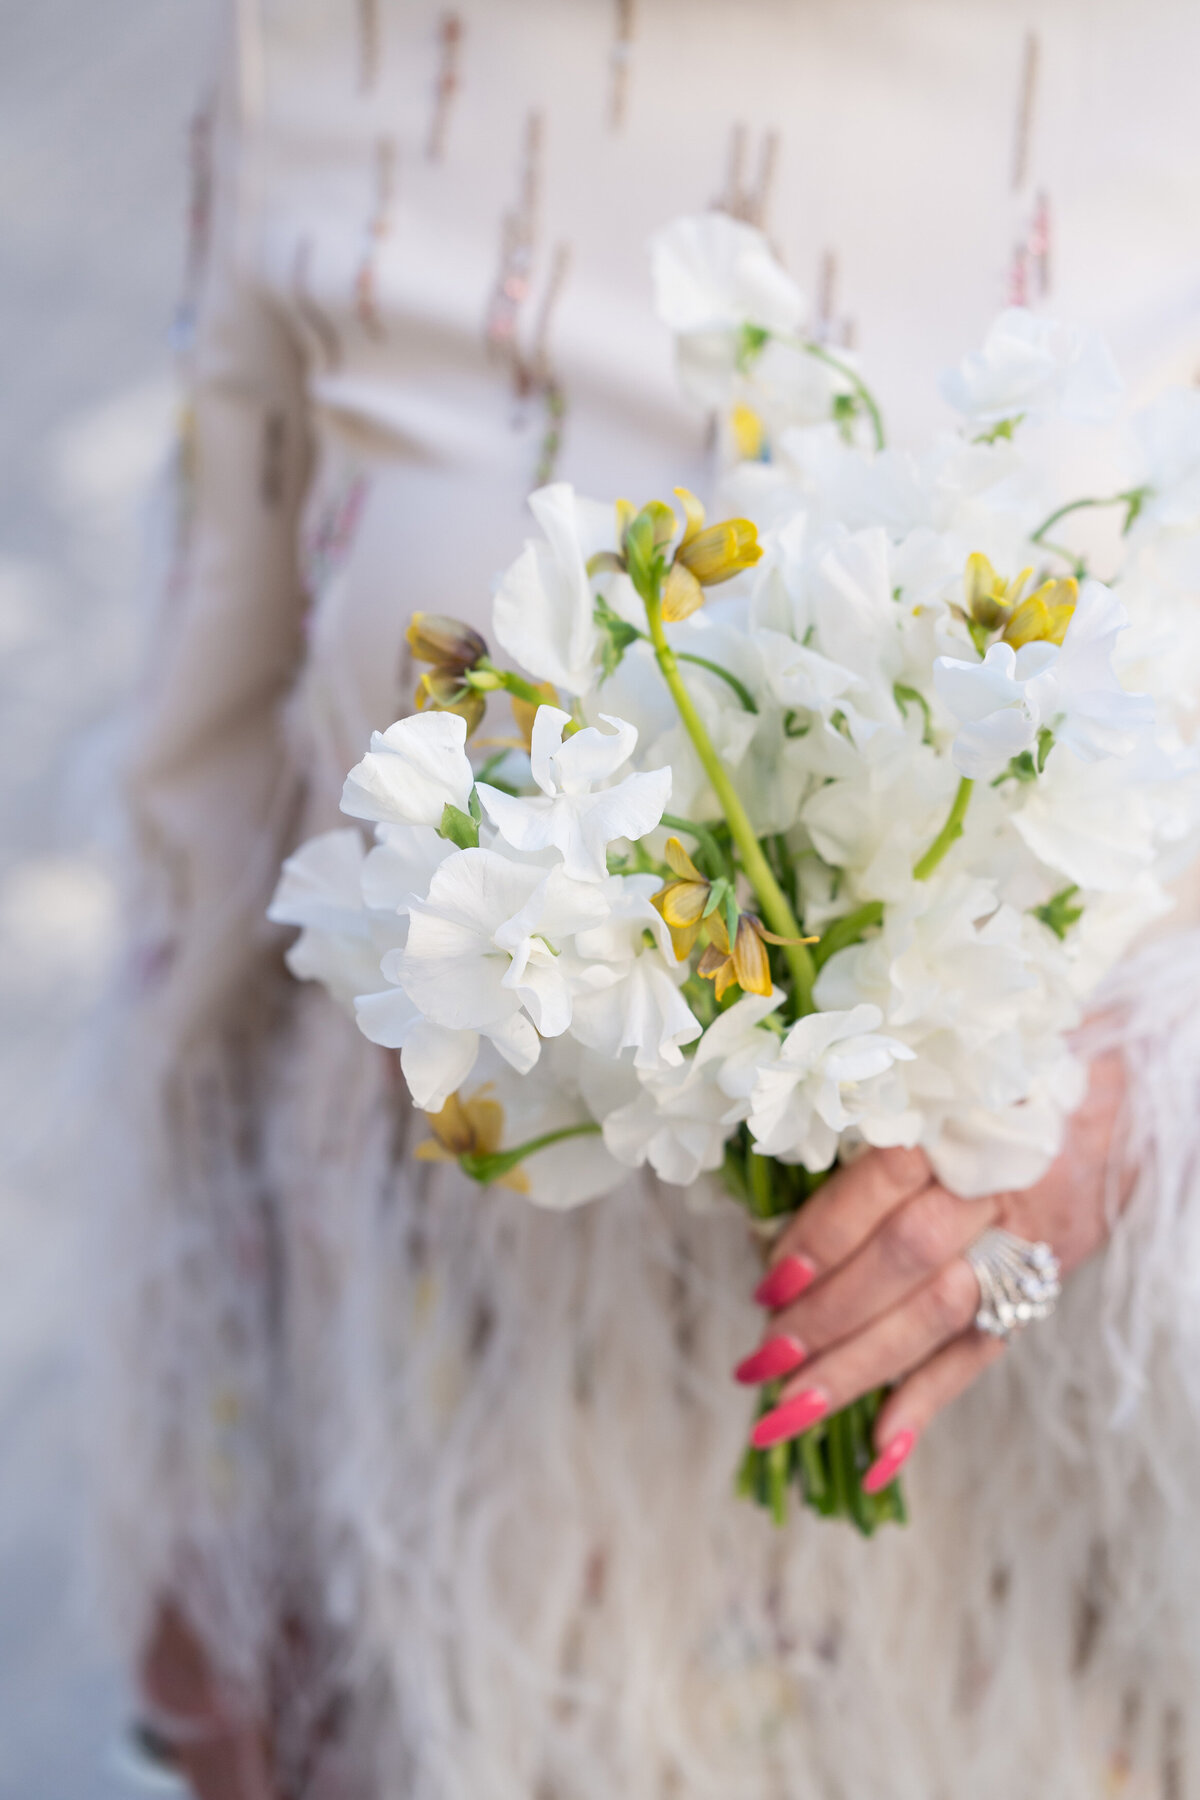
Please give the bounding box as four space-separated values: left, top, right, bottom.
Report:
491 484 613 697
747 1005 918 1168
359 822 453 915
934 581 1153 781
601 990 784 1185
651 213 808 424
568 874 701 1071
941 308 1121 429
477 706 672 882
1049 581 1155 762
1128 387 1200 529
1012 745 1160 892
341 711 474 828
268 826 478 1108
650 213 805 338
428 1041 626 1209
268 828 396 1006
389 848 610 1090
933 638 1058 780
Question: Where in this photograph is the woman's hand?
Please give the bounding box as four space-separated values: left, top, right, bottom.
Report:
734 1050 1127 1493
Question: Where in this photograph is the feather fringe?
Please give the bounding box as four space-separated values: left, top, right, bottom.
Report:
96 930 1200 1796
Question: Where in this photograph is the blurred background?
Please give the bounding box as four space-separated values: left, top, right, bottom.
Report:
0 3 218 1791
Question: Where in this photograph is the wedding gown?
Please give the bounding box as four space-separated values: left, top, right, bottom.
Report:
104 1 1200 1793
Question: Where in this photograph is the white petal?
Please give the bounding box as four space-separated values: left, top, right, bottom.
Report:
650 213 805 337
529 704 574 795
268 828 369 937
491 485 598 697
401 1023 480 1111
553 714 639 793
340 712 474 828
361 824 451 913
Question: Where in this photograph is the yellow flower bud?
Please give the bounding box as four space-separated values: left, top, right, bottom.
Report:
407 613 488 674
730 404 765 461
416 670 487 737
650 838 712 960
697 910 773 1001
415 1089 530 1194
1002 577 1078 649
963 553 1031 630
676 517 763 587
661 560 705 622
673 486 706 550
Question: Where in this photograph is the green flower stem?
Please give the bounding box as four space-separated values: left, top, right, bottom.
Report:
814 901 884 971
460 1121 602 1185
470 659 550 710
674 651 758 713
774 335 886 452
913 777 974 882
747 1146 775 1219
802 341 887 452
1029 488 1149 562
644 590 816 1012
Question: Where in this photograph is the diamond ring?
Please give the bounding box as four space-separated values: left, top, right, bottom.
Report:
964 1227 1061 1339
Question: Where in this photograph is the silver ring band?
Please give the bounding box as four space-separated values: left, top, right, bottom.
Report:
964 1228 1061 1339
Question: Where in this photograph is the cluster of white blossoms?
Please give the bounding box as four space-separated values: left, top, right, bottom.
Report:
271 212 1200 1208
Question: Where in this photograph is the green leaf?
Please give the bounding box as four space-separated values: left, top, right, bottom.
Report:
994 750 1038 786
736 323 771 372
623 511 665 606
832 390 858 443
993 728 1053 789
701 877 729 920
593 594 644 681
1033 884 1084 940
1122 485 1150 534
439 801 480 849
723 888 741 951
972 414 1024 444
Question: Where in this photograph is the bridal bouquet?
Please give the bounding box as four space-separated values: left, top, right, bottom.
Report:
270 213 1200 1532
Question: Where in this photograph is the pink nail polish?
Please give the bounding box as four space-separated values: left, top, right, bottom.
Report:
734 1335 807 1386
863 1429 917 1496
753 1254 816 1310
750 1388 830 1449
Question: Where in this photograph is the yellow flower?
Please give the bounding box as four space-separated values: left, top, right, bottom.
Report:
661 488 763 622
962 554 1078 649
592 491 764 622
650 836 712 960
730 403 765 461
697 910 774 1001
415 1088 531 1195
963 553 1032 630
1002 576 1078 649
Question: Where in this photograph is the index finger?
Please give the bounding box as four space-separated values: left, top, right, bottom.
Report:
754 1145 933 1309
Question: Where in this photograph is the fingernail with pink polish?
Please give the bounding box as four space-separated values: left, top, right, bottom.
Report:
863 1429 917 1496
753 1254 816 1310
750 1388 830 1449
734 1335 807 1386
